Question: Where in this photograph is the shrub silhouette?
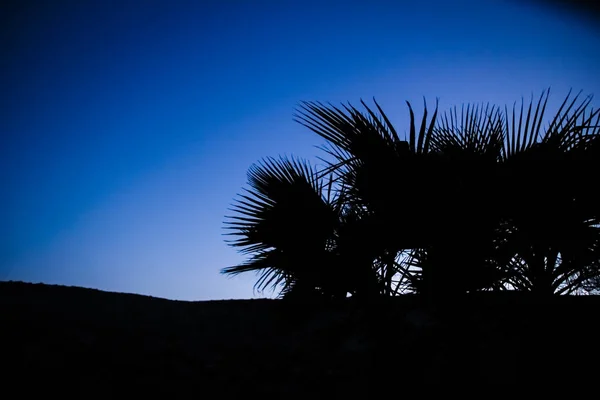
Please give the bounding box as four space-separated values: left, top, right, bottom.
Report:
222 89 600 300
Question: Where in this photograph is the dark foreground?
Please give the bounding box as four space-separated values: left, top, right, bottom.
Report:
1 281 599 396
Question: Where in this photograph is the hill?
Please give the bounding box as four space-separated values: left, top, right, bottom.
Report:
1 280 599 396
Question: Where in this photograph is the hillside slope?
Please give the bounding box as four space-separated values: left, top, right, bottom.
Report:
1 281 598 395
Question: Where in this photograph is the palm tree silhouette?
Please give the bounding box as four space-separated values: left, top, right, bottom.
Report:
492 90 600 294
222 89 600 299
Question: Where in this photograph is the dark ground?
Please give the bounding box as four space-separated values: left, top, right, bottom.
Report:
1 281 599 396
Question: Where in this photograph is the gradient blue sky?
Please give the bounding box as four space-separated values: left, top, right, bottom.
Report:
2 0 599 300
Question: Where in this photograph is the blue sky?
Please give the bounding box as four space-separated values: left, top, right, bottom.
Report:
2 0 599 300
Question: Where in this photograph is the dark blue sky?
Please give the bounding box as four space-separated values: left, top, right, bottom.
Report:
2 0 599 300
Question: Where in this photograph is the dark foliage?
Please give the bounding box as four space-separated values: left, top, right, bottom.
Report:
223 89 600 300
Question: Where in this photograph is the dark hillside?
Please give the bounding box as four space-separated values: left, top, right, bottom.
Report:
1 281 599 396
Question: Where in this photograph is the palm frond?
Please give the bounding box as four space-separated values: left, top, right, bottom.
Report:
405 98 440 154
434 102 504 159
224 156 335 252
502 89 551 160
221 250 291 294
223 156 340 296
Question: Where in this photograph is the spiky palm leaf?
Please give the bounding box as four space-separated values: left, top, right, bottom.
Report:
434 102 504 159
222 156 340 296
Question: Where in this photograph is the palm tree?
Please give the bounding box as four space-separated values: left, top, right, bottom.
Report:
492 90 600 294
293 90 600 297
223 89 600 299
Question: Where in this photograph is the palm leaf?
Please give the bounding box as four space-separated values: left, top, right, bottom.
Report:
222 156 339 295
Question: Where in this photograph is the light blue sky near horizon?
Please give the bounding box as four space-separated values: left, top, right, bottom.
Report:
2 0 599 300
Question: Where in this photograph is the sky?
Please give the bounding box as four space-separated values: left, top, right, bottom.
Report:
1 0 599 300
